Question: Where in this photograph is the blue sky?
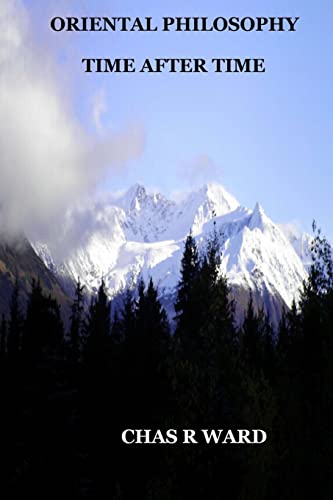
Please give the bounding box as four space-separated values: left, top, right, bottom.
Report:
23 0 333 238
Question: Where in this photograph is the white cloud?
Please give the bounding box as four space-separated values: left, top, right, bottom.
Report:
0 0 145 242
0 0 26 63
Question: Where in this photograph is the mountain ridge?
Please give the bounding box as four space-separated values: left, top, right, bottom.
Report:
32 182 311 322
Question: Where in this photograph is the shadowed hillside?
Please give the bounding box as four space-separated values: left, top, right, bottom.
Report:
0 235 71 320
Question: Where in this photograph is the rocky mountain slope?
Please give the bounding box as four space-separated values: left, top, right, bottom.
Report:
0 235 71 319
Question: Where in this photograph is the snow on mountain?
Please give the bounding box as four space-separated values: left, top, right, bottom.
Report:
278 223 313 271
33 183 309 311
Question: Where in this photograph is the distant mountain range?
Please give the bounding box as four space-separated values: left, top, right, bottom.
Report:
26 182 312 324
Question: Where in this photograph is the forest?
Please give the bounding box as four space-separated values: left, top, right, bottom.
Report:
0 223 332 499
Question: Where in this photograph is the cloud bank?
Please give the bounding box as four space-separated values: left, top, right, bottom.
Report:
0 0 144 243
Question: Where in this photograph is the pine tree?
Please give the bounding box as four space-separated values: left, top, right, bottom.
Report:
134 277 146 346
305 221 333 297
200 222 221 294
69 278 85 361
299 224 331 407
199 269 238 424
277 223 333 498
85 279 111 359
124 276 170 373
168 230 244 499
277 308 289 359
241 293 264 375
81 280 113 494
7 279 23 358
261 312 275 381
136 277 169 352
174 232 200 353
23 278 64 359
120 289 136 343
287 299 301 340
118 278 170 431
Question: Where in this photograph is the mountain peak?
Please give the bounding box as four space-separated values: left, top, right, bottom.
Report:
116 183 148 212
191 182 240 214
253 201 264 215
128 182 147 201
249 202 269 231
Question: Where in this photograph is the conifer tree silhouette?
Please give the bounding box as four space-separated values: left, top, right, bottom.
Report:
85 279 111 361
174 231 201 353
69 278 85 361
7 278 23 358
23 278 64 359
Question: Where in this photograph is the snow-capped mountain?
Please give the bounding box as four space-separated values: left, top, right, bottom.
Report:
33 183 310 318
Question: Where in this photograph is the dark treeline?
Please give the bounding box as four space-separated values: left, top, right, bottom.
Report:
0 224 333 499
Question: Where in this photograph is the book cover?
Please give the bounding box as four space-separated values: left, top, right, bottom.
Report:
0 1 332 498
